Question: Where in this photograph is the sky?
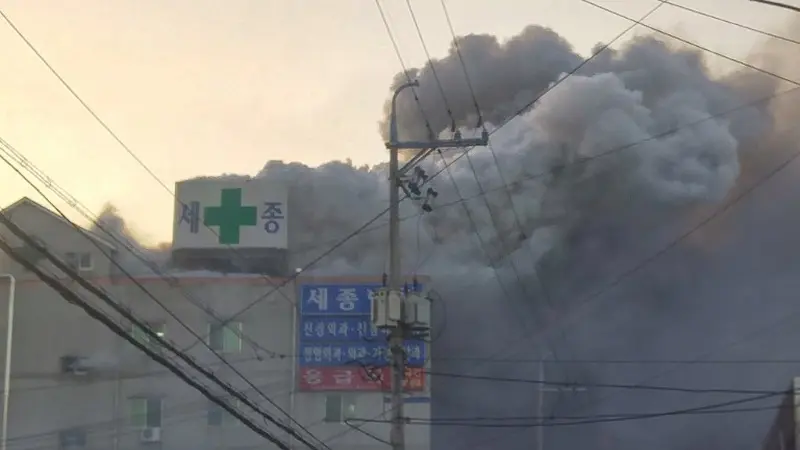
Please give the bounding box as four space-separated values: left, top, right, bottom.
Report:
0 0 795 245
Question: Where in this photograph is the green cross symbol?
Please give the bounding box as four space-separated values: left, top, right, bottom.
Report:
203 188 257 244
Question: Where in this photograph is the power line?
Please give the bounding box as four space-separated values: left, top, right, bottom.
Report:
663 1 800 45
580 0 800 88
0 236 288 448
0 150 330 450
388 402 793 424
423 369 793 395
436 356 800 365
438 0 557 319
352 390 785 428
405 0 456 126
750 0 800 13
375 0 437 139
438 0 483 127
433 149 531 332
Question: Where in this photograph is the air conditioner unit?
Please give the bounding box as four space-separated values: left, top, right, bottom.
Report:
139 427 161 443
60 355 89 376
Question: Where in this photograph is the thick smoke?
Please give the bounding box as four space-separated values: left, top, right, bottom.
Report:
89 203 171 274
374 23 800 450
95 18 800 450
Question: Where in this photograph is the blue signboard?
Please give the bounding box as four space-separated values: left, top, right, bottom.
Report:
297 282 428 386
300 317 389 342
299 341 426 367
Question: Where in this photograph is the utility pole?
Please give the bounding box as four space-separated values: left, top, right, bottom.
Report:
384 79 488 450
0 274 15 450
537 356 587 450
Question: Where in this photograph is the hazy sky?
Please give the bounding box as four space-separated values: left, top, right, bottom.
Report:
0 0 794 244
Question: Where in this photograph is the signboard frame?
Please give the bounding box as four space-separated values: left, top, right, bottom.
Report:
173 178 288 250
295 280 429 393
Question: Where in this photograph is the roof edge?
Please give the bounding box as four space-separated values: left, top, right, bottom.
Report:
2 197 118 250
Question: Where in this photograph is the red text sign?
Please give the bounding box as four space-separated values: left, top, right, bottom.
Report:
298 366 425 392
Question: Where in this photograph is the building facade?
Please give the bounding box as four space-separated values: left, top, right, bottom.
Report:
0 197 430 450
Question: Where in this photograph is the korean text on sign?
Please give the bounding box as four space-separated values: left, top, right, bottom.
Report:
300 284 382 315
179 201 201 234
300 317 389 341
299 341 426 367
261 202 285 234
297 366 425 392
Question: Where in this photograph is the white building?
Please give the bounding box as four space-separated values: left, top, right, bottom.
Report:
0 196 431 450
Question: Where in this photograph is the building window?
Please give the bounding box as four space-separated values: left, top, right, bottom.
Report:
208 321 243 353
324 394 356 423
58 427 87 450
64 252 93 271
128 397 162 428
131 322 166 348
207 399 241 426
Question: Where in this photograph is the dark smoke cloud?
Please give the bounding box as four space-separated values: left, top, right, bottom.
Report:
415 20 800 450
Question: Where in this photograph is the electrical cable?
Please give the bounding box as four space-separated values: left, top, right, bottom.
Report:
0 214 324 450
579 0 800 88
750 0 800 13
433 149 530 332
663 1 800 45
406 0 551 337
0 237 287 448
0 150 331 450
421 369 795 395
438 0 558 314
391 402 794 424
404 0 457 127
375 0 437 139
432 356 800 365
351 389 785 428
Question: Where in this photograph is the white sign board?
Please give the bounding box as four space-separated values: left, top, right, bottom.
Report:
172 178 288 250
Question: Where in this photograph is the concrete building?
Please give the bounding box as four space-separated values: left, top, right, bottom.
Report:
0 197 431 450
